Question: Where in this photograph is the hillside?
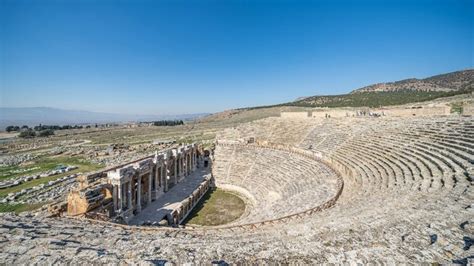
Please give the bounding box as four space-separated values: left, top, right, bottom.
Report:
201 70 474 122
289 89 473 108
288 69 473 108
351 69 473 93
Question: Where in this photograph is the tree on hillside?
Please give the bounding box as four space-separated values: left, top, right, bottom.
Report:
18 129 36 138
152 120 185 126
5 126 20 132
37 129 55 137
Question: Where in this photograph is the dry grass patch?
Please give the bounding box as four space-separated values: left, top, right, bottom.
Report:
183 188 245 226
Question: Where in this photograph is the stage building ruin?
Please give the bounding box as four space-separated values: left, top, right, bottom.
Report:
66 143 212 225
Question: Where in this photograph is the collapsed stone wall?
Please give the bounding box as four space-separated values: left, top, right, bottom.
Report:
67 184 113 216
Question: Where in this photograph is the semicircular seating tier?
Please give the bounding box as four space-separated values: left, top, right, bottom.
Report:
212 144 341 225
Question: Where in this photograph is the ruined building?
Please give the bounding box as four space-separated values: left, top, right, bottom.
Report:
66 144 211 225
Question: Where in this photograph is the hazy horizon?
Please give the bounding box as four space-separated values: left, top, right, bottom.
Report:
0 106 210 117
0 106 211 129
1 0 473 114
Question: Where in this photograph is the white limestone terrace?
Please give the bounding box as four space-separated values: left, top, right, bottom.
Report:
0 115 472 264
129 167 211 226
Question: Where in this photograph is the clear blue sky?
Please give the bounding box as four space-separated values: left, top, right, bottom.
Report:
1 0 472 114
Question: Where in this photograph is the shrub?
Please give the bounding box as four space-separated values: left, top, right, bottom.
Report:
18 129 36 138
5 126 20 132
37 129 55 137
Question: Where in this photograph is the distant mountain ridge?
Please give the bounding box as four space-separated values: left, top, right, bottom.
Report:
244 69 474 109
351 69 473 94
0 107 209 129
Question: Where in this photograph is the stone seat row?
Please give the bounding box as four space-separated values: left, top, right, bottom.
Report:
218 117 320 146
330 131 471 195
212 144 340 224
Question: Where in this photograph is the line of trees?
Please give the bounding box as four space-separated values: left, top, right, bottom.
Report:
152 120 184 126
18 129 54 138
5 124 97 139
33 124 87 130
5 124 95 133
5 125 31 132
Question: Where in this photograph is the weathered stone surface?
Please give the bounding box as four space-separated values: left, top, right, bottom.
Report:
0 116 472 264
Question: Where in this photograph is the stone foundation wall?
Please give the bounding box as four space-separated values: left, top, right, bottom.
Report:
172 174 213 225
373 106 450 117
280 107 452 118
463 103 474 115
311 109 355 118
280 111 310 119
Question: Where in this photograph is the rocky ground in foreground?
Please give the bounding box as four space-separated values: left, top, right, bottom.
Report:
0 188 472 265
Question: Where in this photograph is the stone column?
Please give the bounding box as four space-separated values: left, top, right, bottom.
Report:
181 157 184 177
195 150 198 169
186 154 190 175
118 183 123 212
148 171 152 204
127 181 132 210
137 175 142 213
155 164 163 186
185 156 188 175
164 164 169 192
177 157 181 180
154 165 159 199
161 165 165 191
112 185 118 213
196 153 201 168
189 151 193 174
173 158 178 184
183 157 187 177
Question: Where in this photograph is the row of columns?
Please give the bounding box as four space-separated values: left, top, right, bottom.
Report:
112 174 143 214
109 144 200 219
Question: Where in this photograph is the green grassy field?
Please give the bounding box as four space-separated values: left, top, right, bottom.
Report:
0 164 41 181
0 156 102 198
0 156 99 180
183 188 246 226
0 202 47 213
